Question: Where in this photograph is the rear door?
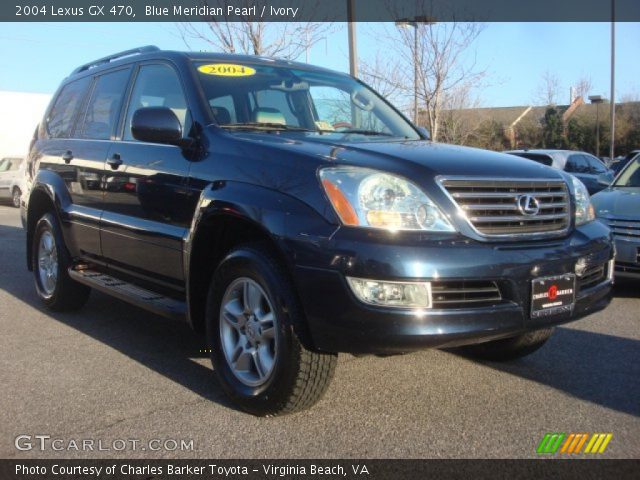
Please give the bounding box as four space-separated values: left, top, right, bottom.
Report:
100 62 194 289
64 67 132 260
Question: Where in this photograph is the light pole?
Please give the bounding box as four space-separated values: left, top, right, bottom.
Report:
589 95 606 158
395 16 436 125
347 0 357 77
609 0 616 161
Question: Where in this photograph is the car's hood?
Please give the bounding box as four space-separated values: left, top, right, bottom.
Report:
592 187 640 219
225 132 564 181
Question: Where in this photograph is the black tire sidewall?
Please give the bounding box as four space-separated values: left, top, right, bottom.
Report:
206 246 302 413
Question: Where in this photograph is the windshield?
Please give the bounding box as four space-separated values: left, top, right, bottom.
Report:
193 61 420 141
614 158 640 187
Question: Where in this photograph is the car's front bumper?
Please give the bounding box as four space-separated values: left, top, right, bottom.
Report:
613 235 640 279
290 221 614 354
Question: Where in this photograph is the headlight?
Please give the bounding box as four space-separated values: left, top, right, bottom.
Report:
571 175 595 226
319 167 455 232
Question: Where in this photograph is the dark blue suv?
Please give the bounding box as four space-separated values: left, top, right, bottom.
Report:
23 47 613 415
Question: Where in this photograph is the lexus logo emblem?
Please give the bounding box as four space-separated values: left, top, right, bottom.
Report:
517 194 540 216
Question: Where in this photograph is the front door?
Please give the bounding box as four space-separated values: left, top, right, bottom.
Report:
100 63 194 289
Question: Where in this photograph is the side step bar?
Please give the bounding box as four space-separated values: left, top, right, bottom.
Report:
68 268 187 321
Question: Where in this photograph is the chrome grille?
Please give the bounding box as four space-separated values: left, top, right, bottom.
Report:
606 218 640 238
431 281 502 309
440 178 570 237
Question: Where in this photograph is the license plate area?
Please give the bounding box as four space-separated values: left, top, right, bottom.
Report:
531 274 576 318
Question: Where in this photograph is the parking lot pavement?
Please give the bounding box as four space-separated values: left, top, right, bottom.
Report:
0 203 638 459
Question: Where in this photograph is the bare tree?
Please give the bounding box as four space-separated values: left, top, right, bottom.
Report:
359 54 408 99
176 1 331 60
388 21 486 141
438 81 482 145
574 76 593 99
536 70 561 106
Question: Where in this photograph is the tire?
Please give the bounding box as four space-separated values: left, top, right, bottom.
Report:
32 212 90 311
458 328 554 361
206 243 337 416
12 187 21 208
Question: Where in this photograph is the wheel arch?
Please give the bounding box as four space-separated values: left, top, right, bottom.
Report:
25 171 70 271
184 181 330 350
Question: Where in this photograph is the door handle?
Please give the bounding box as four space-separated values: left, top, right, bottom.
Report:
62 151 73 164
107 153 123 170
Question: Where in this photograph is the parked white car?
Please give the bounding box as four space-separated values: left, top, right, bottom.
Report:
0 157 26 207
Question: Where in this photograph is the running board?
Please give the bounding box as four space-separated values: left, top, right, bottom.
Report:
68 268 187 321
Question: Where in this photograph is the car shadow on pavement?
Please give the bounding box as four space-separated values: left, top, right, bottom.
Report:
612 279 640 299
453 327 640 417
0 223 238 412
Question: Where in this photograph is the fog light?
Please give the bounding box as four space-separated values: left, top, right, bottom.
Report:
346 277 432 308
575 257 588 276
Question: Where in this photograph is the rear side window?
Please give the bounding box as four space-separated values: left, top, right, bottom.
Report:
46 77 91 138
79 69 131 140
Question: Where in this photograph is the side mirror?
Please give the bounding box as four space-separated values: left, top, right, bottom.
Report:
131 107 183 145
597 172 612 187
417 126 430 140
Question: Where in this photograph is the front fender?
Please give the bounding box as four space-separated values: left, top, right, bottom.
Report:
184 181 339 338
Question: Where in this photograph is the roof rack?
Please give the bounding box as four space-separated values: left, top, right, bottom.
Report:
71 45 160 75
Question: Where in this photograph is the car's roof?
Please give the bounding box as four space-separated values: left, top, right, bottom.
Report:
66 46 345 83
507 149 588 155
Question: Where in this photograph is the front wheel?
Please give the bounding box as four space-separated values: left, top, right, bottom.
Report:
12 187 21 208
458 328 554 361
206 243 337 416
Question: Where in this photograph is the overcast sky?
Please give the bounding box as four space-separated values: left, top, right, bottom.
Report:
0 22 638 107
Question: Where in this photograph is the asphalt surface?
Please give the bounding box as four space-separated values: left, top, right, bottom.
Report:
0 203 638 459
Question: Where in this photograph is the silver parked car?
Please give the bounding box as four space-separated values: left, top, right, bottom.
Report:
592 156 640 280
506 149 614 195
0 157 26 208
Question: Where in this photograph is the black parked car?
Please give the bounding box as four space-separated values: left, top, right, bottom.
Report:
23 47 614 415
505 149 615 195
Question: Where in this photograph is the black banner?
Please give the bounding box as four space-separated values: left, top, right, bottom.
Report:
1 459 639 480
4 0 640 22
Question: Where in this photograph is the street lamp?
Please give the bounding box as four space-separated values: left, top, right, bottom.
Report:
347 0 357 77
395 16 436 125
589 95 606 158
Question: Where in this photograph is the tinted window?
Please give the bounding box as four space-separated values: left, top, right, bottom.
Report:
46 77 91 138
124 64 188 141
79 69 130 140
584 155 607 174
565 155 589 173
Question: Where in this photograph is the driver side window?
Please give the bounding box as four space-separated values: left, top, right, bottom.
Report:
124 64 188 141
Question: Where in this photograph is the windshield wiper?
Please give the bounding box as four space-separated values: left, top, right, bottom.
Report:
333 129 395 136
221 123 315 132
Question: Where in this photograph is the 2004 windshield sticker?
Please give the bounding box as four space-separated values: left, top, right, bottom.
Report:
198 64 256 77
